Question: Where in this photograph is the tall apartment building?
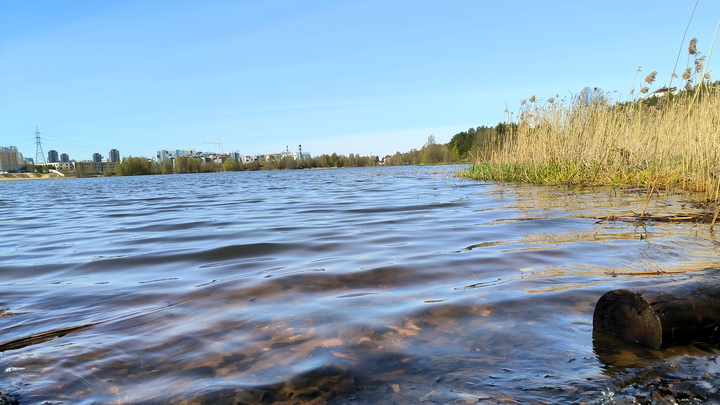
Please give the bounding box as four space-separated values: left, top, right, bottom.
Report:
48 150 59 163
228 151 243 162
0 146 24 172
60 153 70 163
108 149 120 163
92 153 103 163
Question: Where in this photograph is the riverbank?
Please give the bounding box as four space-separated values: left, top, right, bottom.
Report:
462 82 720 201
460 29 719 201
0 173 67 181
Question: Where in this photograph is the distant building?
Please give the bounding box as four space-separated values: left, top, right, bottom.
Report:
156 149 171 162
243 154 263 163
47 161 75 171
200 154 226 164
228 151 243 162
280 145 293 159
48 150 59 163
156 149 198 162
108 149 120 163
295 144 310 160
92 153 103 163
0 146 24 172
264 153 282 162
649 87 679 97
156 146 308 165
279 145 310 160
60 153 70 163
77 161 117 174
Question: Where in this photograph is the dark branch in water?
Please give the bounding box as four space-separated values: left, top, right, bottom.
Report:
0 322 104 352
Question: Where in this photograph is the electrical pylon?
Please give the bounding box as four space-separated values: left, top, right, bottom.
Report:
35 126 46 165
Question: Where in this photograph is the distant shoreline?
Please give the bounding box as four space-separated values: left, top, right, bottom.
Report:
0 166 361 181
0 173 67 181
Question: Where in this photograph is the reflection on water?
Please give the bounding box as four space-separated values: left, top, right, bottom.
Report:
2 166 720 404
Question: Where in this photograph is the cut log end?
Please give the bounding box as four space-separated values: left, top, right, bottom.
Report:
594 280 720 348
593 289 663 348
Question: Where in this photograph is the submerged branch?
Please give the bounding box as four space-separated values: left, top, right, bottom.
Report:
0 322 105 352
593 212 713 223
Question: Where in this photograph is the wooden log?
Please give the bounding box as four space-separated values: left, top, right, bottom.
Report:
593 281 720 348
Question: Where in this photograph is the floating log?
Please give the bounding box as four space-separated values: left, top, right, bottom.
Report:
593 281 720 348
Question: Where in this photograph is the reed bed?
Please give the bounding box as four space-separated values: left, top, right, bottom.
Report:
465 27 720 202
464 83 720 201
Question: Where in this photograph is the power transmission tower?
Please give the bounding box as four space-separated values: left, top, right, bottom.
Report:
35 126 46 165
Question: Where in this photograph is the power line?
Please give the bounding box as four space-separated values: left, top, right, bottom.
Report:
39 131 115 159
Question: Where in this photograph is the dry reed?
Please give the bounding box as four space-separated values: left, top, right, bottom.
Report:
464 30 720 202
464 84 720 201
645 71 658 84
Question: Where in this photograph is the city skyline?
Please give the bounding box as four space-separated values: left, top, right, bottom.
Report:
3 1 719 160
12 125 319 164
45 147 123 164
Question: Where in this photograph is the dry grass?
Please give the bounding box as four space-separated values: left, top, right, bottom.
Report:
464 84 720 201
464 26 720 202
463 26 720 205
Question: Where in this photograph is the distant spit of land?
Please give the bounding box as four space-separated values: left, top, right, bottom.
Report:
0 173 66 181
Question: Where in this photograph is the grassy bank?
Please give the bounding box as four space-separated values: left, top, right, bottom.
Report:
462 32 720 201
462 80 720 201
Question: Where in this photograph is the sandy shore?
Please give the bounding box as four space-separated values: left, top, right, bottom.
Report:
0 173 68 181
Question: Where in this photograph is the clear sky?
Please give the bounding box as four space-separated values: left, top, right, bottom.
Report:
2 1 719 161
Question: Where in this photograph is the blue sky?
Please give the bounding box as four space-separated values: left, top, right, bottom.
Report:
2 1 719 161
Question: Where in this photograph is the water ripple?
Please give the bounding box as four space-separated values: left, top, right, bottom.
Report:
1 167 720 403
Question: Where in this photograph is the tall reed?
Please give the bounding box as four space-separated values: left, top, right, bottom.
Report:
465 35 720 202
464 84 720 200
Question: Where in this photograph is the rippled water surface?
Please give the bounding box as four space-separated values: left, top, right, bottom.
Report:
3 166 720 404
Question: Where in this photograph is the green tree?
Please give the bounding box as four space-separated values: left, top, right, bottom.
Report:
175 157 188 173
281 156 297 170
296 157 310 169
187 158 202 173
118 157 152 175
330 153 341 167
201 160 219 172
160 159 174 174
419 135 446 164
74 163 87 177
222 157 240 171
451 144 461 161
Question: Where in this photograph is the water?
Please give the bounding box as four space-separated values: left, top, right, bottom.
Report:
2 165 720 404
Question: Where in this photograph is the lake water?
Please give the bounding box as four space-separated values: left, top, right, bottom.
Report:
2 165 720 404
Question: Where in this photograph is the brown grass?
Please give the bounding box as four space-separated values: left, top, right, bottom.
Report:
465 84 720 201
464 29 720 203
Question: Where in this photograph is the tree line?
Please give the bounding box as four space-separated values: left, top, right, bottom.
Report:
23 121 516 176
382 122 516 166
109 153 382 176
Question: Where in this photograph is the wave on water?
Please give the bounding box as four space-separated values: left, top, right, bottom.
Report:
1 167 720 403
